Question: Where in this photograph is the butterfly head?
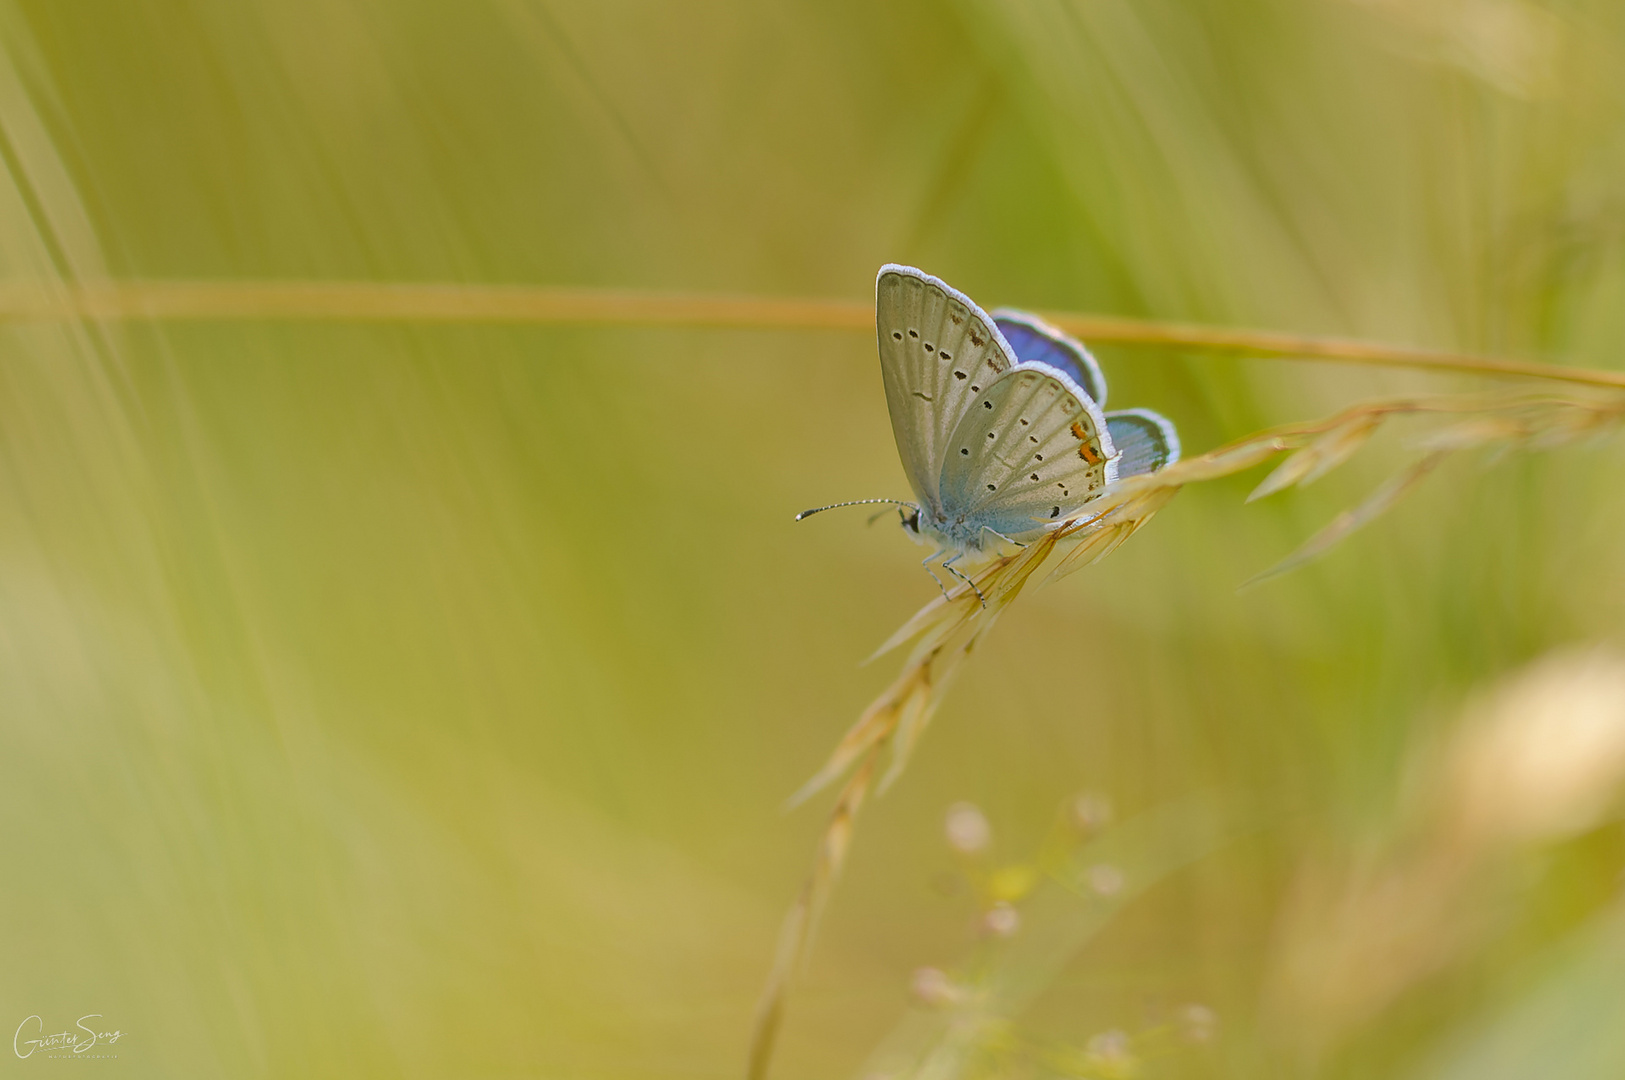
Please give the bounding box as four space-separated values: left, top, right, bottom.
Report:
903 506 1010 557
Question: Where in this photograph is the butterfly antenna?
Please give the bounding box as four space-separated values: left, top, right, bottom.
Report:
794 498 919 522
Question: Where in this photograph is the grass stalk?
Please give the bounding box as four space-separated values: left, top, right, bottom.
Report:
2 280 1622 390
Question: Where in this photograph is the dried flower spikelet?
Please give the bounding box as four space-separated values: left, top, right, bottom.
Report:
945 801 992 856
1087 863 1126 896
1349 0 1566 98
910 966 960 1009
1248 416 1378 502
1413 415 1528 451
1071 792 1115 833
1444 647 1625 848
982 901 1021 938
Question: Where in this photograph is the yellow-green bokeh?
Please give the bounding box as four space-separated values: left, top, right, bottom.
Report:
3 2 1625 1077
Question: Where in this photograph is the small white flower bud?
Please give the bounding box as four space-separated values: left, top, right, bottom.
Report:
1177 1003 1218 1043
1087 863 1125 896
945 801 992 856
1071 792 1114 832
910 966 958 1008
982 901 1021 938
1086 1029 1132 1061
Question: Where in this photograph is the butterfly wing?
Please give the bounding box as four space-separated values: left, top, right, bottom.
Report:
876 265 1016 512
991 310 1107 408
1105 409 1181 478
937 363 1117 543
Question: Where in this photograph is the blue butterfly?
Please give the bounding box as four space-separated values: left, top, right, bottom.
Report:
800 265 1179 598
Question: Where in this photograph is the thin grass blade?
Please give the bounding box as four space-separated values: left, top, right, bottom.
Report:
1242 452 1450 590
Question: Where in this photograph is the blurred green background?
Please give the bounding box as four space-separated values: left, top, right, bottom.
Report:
4 0 1625 1077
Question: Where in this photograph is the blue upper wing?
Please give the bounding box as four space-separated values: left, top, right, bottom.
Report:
1105 409 1180 478
992 310 1107 407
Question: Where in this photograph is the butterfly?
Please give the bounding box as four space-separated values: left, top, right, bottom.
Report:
800 264 1179 600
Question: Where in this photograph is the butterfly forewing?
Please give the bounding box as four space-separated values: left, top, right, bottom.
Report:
938 364 1116 542
876 265 1015 511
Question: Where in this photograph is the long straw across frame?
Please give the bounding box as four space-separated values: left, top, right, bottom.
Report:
3 279 1623 390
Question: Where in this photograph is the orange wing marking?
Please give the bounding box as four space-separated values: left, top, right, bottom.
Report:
1070 421 1103 465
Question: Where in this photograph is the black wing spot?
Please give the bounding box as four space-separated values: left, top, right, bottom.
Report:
971 384 980 392
923 342 934 352
1019 418 1029 426
960 448 969 456
940 351 952 361
984 401 993 410
1057 482 1066 488
1035 453 1044 461
1030 473 1040 481
986 484 997 491
954 370 967 380
1029 435 1038 443
987 432 996 439
1050 506 1061 518
908 329 918 338
892 331 903 340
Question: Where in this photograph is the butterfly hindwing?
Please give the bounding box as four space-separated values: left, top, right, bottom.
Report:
876 265 1015 511
937 363 1116 543
1105 409 1181 478
992 310 1107 407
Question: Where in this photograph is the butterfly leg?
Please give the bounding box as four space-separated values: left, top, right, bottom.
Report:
920 548 953 601
941 553 987 609
980 526 1027 550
